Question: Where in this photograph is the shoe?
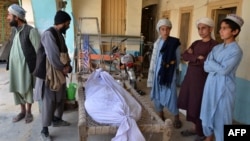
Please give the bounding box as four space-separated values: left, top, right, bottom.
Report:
181 129 196 136
173 119 182 129
12 112 25 123
52 119 70 127
40 132 52 141
25 113 33 124
136 89 146 96
194 135 206 141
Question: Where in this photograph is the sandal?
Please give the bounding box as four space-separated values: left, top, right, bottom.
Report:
173 119 182 129
12 112 25 123
136 89 146 96
181 129 196 136
194 135 206 141
25 113 33 123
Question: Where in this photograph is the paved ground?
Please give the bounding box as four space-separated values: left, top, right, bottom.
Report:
0 63 197 141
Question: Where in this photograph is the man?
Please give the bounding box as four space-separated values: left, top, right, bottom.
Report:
34 10 72 141
6 4 40 124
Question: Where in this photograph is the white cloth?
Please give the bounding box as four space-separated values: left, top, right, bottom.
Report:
156 19 172 33
84 69 145 141
196 17 214 27
196 17 215 39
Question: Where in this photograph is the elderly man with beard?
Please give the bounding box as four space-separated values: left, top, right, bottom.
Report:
34 10 72 141
6 4 40 124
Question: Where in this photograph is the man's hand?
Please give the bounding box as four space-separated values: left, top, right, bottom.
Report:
187 48 193 54
63 65 71 75
197 55 205 60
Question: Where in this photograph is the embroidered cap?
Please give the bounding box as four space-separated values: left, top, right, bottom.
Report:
8 4 26 21
156 18 172 33
196 17 215 27
225 14 244 27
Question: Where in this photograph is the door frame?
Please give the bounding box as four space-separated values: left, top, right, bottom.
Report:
178 6 193 54
207 0 242 15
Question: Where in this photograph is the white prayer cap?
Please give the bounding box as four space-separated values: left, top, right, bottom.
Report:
196 17 215 27
225 14 244 27
8 4 26 21
156 18 172 33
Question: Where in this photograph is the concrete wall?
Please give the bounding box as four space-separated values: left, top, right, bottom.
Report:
142 0 158 8
30 0 75 57
72 0 142 54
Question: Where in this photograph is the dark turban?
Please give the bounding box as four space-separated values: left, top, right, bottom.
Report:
54 10 71 25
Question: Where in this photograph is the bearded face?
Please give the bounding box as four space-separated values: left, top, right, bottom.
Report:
59 21 70 35
59 25 67 35
9 15 18 27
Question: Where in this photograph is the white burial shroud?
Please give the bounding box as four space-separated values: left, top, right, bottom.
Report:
84 69 145 141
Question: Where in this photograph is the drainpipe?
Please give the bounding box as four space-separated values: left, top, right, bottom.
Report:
18 0 22 6
1 6 4 42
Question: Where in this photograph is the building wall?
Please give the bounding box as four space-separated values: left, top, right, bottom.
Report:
0 0 18 43
72 0 142 54
30 0 75 57
142 0 158 8
22 0 34 26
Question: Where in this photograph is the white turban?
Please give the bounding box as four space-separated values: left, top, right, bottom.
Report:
196 17 214 27
8 4 26 21
156 18 172 33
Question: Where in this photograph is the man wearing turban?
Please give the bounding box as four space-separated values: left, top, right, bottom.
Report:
6 4 40 124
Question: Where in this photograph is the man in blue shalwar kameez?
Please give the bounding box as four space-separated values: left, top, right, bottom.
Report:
200 14 244 141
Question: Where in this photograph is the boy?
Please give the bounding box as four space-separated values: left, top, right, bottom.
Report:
200 14 244 141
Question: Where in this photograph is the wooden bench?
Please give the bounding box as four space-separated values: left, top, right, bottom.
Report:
77 76 173 141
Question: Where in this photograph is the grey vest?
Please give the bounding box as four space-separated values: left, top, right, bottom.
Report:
7 25 37 73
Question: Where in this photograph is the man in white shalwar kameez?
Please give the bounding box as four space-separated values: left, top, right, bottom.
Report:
6 4 40 124
200 14 244 141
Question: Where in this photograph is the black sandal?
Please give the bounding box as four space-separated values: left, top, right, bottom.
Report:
12 112 25 123
173 119 182 129
180 129 196 136
136 89 145 95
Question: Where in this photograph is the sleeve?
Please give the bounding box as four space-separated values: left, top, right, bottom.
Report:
41 31 64 70
181 41 199 62
29 28 41 53
176 46 181 70
204 47 242 75
197 40 218 65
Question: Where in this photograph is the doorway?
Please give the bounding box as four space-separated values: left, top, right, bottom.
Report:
101 0 126 53
179 6 193 54
140 4 157 43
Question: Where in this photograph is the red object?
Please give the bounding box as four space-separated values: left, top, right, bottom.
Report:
126 62 134 68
